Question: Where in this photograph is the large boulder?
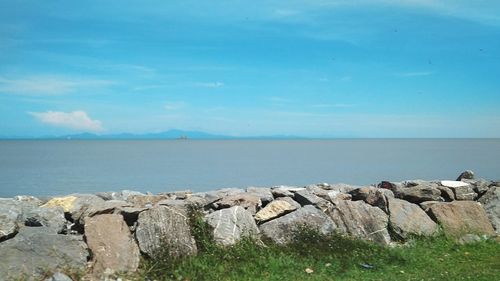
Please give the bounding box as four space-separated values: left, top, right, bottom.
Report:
325 200 391 245
271 186 305 198
205 206 260 246
0 227 88 280
387 198 438 239
135 206 197 258
350 187 393 213
24 206 67 233
254 197 300 223
390 182 442 203
214 193 262 214
85 214 140 277
0 214 17 242
478 187 500 233
246 187 274 206
259 205 335 245
426 201 494 236
294 190 331 210
441 181 477 201
42 194 105 223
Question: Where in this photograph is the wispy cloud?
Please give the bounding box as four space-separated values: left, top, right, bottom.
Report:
164 101 187 110
311 103 355 108
195 82 224 88
0 76 115 95
29 110 104 132
395 71 434 77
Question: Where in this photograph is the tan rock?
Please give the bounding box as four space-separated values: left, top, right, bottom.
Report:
215 193 262 214
388 198 438 239
42 196 78 212
254 199 298 223
427 201 494 236
84 214 140 276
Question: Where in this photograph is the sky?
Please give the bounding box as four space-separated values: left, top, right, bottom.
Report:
1 0 500 138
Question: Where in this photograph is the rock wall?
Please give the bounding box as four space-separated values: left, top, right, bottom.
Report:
0 170 498 280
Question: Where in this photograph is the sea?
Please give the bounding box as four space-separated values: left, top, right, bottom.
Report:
0 139 499 198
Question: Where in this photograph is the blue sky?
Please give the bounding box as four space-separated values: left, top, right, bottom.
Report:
1 0 500 137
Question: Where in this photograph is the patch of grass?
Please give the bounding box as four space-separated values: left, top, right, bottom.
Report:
132 208 500 281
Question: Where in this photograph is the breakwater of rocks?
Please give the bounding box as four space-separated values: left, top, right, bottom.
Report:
1 170 498 280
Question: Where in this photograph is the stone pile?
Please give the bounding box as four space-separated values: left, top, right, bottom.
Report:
0 171 498 280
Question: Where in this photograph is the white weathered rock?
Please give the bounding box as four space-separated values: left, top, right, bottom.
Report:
387 198 438 239
259 205 335 245
326 200 391 245
205 206 260 246
0 214 17 241
135 206 197 258
441 180 470 188
85 214 140 276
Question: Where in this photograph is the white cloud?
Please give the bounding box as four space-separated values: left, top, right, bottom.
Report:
0 76 115 95
164 101 186 110
195 82 224 88
29 110 104 132
396 71 434 77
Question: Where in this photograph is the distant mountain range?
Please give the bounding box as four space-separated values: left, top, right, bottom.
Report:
1 129 308 140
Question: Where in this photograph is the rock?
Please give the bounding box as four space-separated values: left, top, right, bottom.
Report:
478 186 500 233
349 187 393 213
85 214 140 276
0 214 17 242
441 181 476 201
0 227 88 280
135 206 197 258
440 180 469 188
214 193 262 214
158 190 192 200
463 179 491 195
0 198 40 222
42 194 105 223
24 206 66 233
271 186 305 198
260 205 335 245
387 198 438 239
126 194 169 208
44 272 73 281
254 198 299 223
323 183 360 193
205 206 260 246
196 188 245 205
458 234 482 245
246 187 274 205
391 183 442 203
427 201 494 236
13 195 43 206
456 170 474 181
294 190 330 209
325 200 391 245
96 190 145 201
436 185 455 201
419 201 441 212
158 199 191 212
327 192 352 203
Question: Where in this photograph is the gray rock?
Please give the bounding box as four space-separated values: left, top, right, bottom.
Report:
271 186 305 198
44 272 73 281
436 185 455 201
463 179 491 195
478 186 500 233
456 170 474 181
323 183 360 193
427 201 494 236
0 198 39 222
96 190 146 201
13 195 43 206
85 214 140 276
260 205 335 245
391 183 442 203
214 193 262 214
294 190 330 208
349 187 393 213
0 214 17 242
458 234 482 245
451 185 477 201
135 206 197 258
158 190 192 200
205 206 260 246
387 198 438 239
325 200 391 245
197 188 245 204
24 206 67 233
246 187 274 205
0 227 88 280
41 194 105 223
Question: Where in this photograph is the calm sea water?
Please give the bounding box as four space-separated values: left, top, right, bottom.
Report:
0 139 499 198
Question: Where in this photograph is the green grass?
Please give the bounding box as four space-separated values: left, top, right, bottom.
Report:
128 208 500 281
